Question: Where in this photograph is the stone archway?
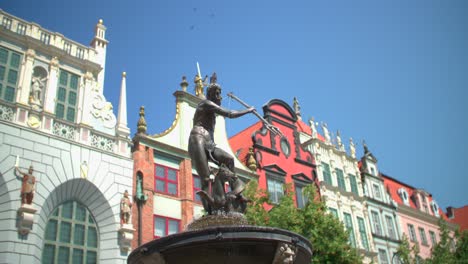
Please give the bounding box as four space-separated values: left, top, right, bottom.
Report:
33 178 119 263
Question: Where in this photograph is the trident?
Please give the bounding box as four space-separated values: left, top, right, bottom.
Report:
227 92 284 138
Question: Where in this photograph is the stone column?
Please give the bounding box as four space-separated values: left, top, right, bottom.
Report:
43 57 59 114
17 49 35 105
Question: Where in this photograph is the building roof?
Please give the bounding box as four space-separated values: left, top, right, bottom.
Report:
447 205 468 231
382 173 448 220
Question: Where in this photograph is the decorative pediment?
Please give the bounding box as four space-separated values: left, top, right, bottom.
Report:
292 173 313 184
263 164 287 177
263 99 297 123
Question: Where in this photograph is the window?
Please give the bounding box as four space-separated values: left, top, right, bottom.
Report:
2 17 12 30
154 164 178 196
378 249 389 264
385 215 397 240
370 167 376 175
42 201 98 264
373 183 382 199
193 175 201 203
0 47 22 102
419 227 428 245
321 162 332 185
343 213 356 247
336 168 346 191
430 201 440 217
429 230 437 246
267 177 283 204
40 31 51 45
349 174 359 195
371 211 383 236
295 183 309 209
55 70 79 122
408 224 417 242
64 42 72 54
357 217 369 250
16 23 26 35
329 208 339 218
76 48 84 59
154 216 180 238
398 188 410 205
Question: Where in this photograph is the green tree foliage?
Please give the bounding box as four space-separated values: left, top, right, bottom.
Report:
454 230 468 262
395 235 421 264
243 181 362 263
426 219 468 264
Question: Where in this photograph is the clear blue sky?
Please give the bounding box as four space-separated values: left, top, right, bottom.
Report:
3 0 467 210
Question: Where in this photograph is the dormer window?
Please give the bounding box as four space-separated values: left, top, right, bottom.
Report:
430 201 440 217
398 188 410 206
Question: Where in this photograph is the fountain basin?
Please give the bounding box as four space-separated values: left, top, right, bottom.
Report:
128 225 312 264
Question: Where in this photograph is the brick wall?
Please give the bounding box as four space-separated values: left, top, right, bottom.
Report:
132 142 155 249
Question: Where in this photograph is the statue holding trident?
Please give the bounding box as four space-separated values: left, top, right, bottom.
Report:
189 72 255 215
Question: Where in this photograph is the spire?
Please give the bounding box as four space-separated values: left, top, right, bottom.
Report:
90 19 108 90
116 72 130 136
137 106 147 135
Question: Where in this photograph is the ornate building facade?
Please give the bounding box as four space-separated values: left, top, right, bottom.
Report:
360 145 401 263
131 77 258 249
383 174 458 260
301 119 378 263
0 10 133 263
229 98 316 211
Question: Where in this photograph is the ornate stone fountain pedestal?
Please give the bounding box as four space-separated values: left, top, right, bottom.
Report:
128 214 312 264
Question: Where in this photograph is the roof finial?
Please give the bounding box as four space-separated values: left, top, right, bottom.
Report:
293 97 301 120
137 106 147 135
180 76 188 92
363 140 369 154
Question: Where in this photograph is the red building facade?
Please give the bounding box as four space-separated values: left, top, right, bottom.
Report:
229 99 316 209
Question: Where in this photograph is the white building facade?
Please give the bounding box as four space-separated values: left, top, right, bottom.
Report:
0 10 133 263
360 145 401 264
301 122 378 263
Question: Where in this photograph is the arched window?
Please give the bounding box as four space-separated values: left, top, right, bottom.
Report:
42 201 99 264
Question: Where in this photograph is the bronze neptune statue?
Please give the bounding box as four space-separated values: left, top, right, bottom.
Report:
188 73 254 215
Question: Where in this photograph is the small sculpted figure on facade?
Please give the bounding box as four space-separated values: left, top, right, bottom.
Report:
336 130 345 151
321 122 331 144
309 117 317 139
188 73 254 215
16 165 36 205
121 190 132 224
349 137 356 158
30 75 47 108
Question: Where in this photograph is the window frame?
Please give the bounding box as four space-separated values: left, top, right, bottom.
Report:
429 230 437 246
357 216 369 250
372 183 382 199
153 215 180 239
0 46 22 103
321 162 332 185
343 212 356 247
385 215 397 240
266 176 284 204
154 164 179 197
336 168 346 191
192 174 202 203
378 248 390 264
349 174 359 195
408 224 418 242
418 227 428 246
42 201 99 264
371 210 383 236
